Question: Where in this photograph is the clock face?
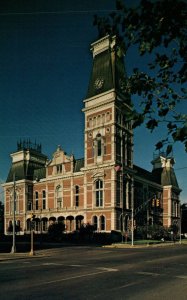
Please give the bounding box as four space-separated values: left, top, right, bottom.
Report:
94 77 104 90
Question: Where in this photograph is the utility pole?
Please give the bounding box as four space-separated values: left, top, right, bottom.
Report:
11 173 16 253
121 169 124 243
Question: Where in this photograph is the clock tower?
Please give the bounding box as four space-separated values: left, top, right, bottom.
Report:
83 35 133 169
83 35 134 230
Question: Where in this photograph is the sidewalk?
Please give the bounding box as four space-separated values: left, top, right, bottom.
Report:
0 249 49 261
1 241 186 261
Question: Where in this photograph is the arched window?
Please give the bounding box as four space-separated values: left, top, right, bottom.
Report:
42 190 46 209
88 118 92 128
27 185 33 211
26 219 31 231
56 186 62 208
97 115 101 125
93 117 96 126
41 218 48 231
75 185 79 207
15 191 19 213
35 191 39 210
95 179 103 207
100 215 105 231
93 216 98 231
8 220 13 232
106 111 110 122
16 220 21 232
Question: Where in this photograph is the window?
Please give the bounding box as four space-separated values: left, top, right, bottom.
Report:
96 134 102 156
26 219 31 231
27 185 33 211
93 117 96 126
27 200 32 211
100 215 105 230
57 164 63 174
88 118 92 128
93 216 98 231
42 219 48 231
97 115 101 125
15 192 18 213
75 185 79 207
106 112 110 122
95 179 103 207
35 191 39 210
35 219 40 232
42 190 46 209
56 186 62 208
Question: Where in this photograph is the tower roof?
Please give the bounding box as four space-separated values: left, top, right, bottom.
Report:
6 142 48 182
151 155 180 189
86 35 130 104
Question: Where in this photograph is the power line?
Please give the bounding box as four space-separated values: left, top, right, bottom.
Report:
0 9 115 16
175 167 187 171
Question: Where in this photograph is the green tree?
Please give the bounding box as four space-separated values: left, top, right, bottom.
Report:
94 0 187 154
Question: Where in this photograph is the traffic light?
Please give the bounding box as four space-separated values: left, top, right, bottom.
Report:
152 199 155 207
156 199 160 207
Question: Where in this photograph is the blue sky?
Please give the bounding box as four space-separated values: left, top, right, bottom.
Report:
0 0 186 203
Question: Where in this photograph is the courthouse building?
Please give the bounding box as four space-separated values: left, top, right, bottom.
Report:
3 35 181 235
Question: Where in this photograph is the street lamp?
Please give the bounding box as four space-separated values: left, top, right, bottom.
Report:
131 183 134 246
29 213 36 256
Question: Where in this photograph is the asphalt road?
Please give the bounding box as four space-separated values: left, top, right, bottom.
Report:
0 245 187 300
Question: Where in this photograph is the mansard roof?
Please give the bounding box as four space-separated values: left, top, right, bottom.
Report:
6 144 47 183
6 160 45 182
162 167 179 188
34 167 46 181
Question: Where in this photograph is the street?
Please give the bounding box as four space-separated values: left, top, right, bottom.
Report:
0 244 187 299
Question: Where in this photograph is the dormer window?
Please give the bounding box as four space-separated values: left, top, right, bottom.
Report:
56 164 63 174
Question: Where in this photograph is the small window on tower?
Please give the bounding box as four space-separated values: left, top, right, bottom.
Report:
93 117 96 127
88 118 92 128
106 112 110 122
97 115 101 125
96 134 102 156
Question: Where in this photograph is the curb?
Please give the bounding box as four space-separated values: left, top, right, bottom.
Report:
0 252 45 261
103 241 186 249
